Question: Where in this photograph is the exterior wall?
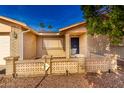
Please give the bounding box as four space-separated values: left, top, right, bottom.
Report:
65 34 70 58
64 25 87 58
0 22 11 32
65 25 87 35
23 32 37 59
87 35 124 58
10 26 22 57
87 35 110 57
110 46 124 58
0 19 24 62
88 35 108 54
0 17 89 61
110 37 124 58
36 36 65 57
79 33 87 57
36 36 43 57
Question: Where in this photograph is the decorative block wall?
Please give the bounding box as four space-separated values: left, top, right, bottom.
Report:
15 59 45 76
86 54 117 72
51 57 85 74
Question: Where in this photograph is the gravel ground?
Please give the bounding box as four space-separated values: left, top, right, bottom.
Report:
0 76 43 88
39 74 89 88
85 72 124 88
0 66 124 88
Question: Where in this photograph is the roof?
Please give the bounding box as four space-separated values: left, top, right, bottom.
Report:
0 16 39 35
38 30 57 33
0 16 86 36
59 22 86 32
0 16 27 27
39 31 59 36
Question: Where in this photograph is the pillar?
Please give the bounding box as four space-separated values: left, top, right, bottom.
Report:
4 56 19 76
65 34 70 58
79 33 87 57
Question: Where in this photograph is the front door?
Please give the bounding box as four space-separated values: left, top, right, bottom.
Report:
71 37 79 55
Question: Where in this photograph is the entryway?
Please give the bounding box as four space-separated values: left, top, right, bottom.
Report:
71 37 79 55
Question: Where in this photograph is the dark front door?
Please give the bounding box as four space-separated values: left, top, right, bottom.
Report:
71 37 79 55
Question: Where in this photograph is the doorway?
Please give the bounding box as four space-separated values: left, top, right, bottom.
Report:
71 37 79 55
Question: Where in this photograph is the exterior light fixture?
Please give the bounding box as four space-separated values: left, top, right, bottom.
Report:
13 31 17 39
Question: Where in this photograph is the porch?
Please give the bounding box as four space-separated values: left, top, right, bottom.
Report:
21 23 88 60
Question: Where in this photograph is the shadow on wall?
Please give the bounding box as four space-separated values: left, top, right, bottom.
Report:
88 35 124 58
41 37 65 57
88 35 110 55
42 43 48 56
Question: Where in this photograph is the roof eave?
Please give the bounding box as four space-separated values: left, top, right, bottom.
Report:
38 32 60 36
59 22 86 32
0 16 27 27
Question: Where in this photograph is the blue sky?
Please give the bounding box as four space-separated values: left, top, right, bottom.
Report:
0 5 85 32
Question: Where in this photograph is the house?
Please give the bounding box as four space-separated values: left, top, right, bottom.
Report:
0 16 88 65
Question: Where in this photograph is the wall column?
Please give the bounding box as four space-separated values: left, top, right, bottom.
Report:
65 34 70 58
79 33 88 57
4 56 19 76
10 26 22 57
19 32 23 60
79 34 83 55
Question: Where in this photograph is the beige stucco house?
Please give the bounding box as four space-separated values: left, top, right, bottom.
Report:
0 16 88 65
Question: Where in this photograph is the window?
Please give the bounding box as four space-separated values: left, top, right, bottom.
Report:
43 38 63 49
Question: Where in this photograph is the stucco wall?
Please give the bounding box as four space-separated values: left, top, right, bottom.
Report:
10 26 22 57
36 36 65 57
23 32 36 59
36 36 43 57
65 25 87 35
0 22 11 32
110 46 124 58
64 25 87 58
0 19 23 58
79 33 88 56
0 20 11 32
87 35 124 58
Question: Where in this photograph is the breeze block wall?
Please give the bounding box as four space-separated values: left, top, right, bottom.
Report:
86 54 118 73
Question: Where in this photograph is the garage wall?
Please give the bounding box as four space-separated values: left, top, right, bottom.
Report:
0 21 11 32
0 33 10 65
23 32 37 59
0 20 24 65
0 20 11 65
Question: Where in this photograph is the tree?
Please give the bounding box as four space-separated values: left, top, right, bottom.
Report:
80 5 124 45
39 22 45 28
48 25 53 29
39 22 53 31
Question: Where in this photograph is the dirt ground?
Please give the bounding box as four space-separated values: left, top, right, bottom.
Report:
0 67 124 88
0 65 124 88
